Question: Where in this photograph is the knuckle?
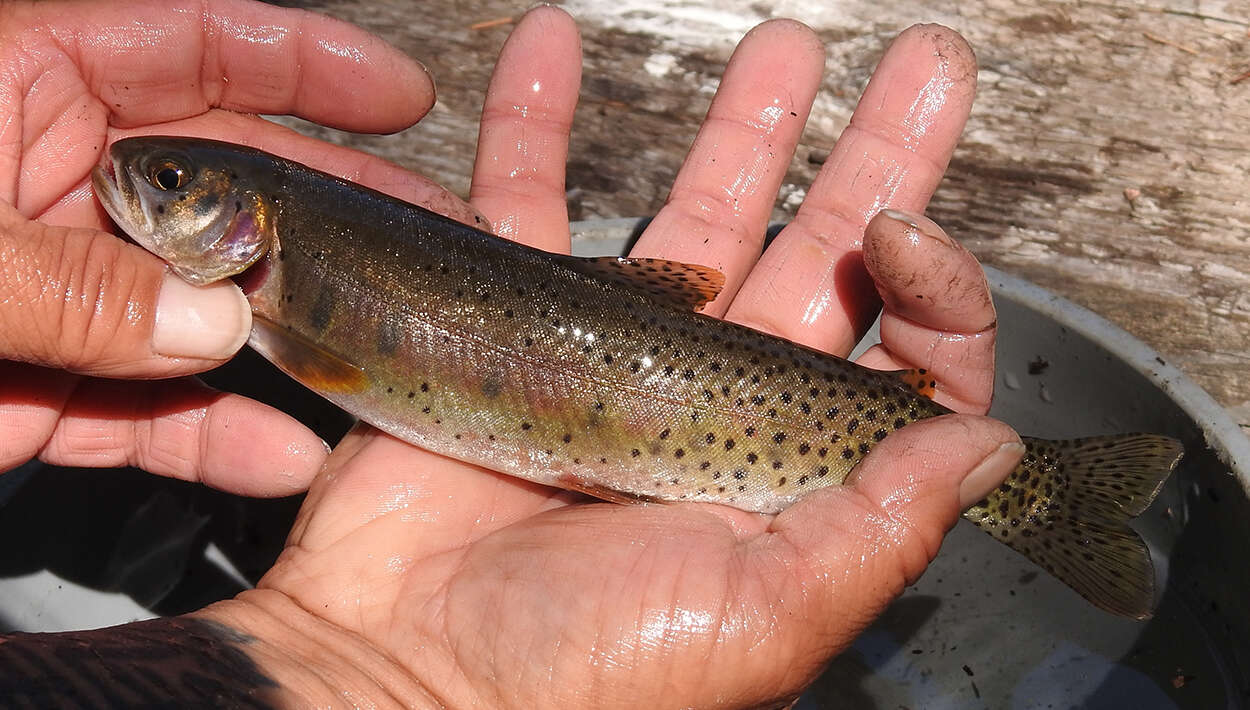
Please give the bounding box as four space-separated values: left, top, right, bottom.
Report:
36 228 153 372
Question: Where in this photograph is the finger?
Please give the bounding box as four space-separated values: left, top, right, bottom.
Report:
755 414 1022 650
70 0 434 132
725 24 977 354
11 0 434 218
0 202 251 377
630 19 825 313
469 6 582 252
40 109 486 231
0 362 327 496
856 210 996 413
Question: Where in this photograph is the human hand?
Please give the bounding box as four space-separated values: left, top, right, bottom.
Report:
188 10 1017 708
0 0 486 494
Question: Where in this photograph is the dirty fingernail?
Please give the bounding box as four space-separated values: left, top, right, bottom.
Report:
958 441 1026 509
880 208 956 247
152 273 251 359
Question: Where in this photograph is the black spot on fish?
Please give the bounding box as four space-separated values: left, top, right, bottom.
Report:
308 287 335 332
156 204 165 214
724 439 735 451
659 428 670 440
631 449 641 457
746 453 758 464
482 376 502 399
376 318 402 355
406 391 415 399
521 422 532 430
773 432 786 444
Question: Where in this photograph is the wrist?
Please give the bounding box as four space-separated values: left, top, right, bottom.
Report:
195 589 441 709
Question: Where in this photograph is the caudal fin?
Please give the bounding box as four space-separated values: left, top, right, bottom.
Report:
962 434 1183 618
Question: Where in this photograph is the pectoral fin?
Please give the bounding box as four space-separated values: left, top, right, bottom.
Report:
249 315 369 393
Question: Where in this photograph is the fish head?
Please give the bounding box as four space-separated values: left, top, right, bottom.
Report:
92 136 277 286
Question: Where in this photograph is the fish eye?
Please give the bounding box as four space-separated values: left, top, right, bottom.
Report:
147 159 192 191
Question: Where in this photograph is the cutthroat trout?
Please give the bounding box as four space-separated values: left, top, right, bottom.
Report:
93 137 1183 618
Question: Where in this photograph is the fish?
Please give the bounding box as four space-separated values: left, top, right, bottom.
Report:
92 136 1184 618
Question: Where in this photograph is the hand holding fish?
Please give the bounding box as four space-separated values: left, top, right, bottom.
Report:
0 0 472 493
213 14 1024 707
1 3 1142 708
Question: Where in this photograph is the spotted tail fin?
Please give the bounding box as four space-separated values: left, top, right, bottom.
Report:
961 434 1183 618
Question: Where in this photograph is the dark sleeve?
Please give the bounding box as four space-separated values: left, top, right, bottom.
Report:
0 616 281 709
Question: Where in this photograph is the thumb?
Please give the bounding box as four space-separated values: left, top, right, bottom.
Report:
761 414 1023 650
0 202 250 378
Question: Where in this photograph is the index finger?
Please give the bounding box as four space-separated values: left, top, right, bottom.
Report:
725 25 977 356
56 0 434 132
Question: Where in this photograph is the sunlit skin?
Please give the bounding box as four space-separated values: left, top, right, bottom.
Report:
0 2 1019 707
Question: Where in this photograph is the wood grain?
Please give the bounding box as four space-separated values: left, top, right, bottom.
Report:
270 0 1250 436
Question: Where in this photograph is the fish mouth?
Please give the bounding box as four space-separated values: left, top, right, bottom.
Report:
91 152 155 244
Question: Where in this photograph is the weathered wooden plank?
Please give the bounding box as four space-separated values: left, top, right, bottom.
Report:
271 0 1250 435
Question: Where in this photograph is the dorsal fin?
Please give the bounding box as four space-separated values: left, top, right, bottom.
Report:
566 256 725 311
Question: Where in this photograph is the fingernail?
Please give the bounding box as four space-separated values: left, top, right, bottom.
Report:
152 273 251 359
958 442 1026 509
880 208 956 247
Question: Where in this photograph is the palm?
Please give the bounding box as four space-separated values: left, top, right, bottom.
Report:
264 429 836 707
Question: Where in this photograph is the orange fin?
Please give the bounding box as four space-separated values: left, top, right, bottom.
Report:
249 315 369 394
566 256 725 311
557 474 660 505
898 368 937 399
